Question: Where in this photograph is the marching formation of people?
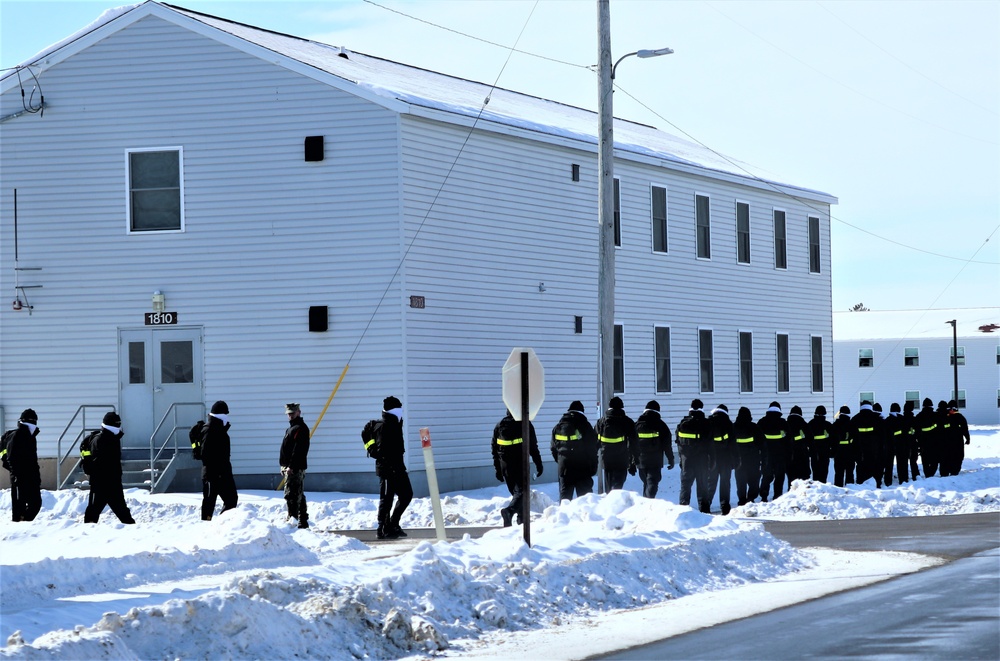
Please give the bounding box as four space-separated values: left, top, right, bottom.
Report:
3 393 973 526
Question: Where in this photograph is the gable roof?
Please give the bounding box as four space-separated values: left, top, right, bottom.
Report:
3 1 836 203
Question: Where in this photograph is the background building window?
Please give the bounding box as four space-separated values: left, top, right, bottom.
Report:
696 194 711 259
950 346 965 366
859 348 874 367
736 202 750 264
808 216 821 273
904 347 919 367
776 333 789 392
652 186 668 253
739 331 753 392
128 148 182 231
811 336 823 392
699 329 714 393
614 324 624 394
905 391 920 409
614 178 621 247
655 327 671 393
773 210 787 269
860 391 875 406
951 390 966 408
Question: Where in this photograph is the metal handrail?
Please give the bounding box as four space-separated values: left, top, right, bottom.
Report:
147 402 204 492
56 404 116 489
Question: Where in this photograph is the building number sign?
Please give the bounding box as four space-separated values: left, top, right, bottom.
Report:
144 312 178 326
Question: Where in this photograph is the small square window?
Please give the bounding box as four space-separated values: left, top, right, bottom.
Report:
905 391 920 409
950 346 965 366
904 347 919 367
859 391 875 407
951 390 966 408
859 348 874 368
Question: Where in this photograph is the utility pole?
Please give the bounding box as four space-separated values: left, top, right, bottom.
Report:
597 0 615 422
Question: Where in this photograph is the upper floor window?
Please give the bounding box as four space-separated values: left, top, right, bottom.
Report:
859 391 875 407
739 331 753 392
904 347 919 367
651 186 668 253
808 216 821 273
614 324 624 394
128 148 183 232
905 391 920 409
951 390 966 408
696 194 711 259
655 326 672 393
859 348 874 368
776 333 789 392
736 201 750 264
950 346 965 366
811 336 824 392
996 346 1000 365
773 210 787 269
614 178 621 247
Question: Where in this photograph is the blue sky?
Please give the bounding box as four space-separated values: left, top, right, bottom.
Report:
2 0 997 318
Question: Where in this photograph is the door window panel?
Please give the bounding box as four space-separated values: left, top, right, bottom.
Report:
161 341 194 383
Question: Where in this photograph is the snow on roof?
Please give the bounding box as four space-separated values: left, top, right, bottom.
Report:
5 2 835 202
833 308 1000 341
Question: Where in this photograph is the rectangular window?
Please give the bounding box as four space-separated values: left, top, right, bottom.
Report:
904 347 919 367
859 348 874 368
696 194 711 259
699 329 714 392
128 342 145 384
651 185 668 253
736 201 750 264
160 340 194 384
655 326 672 393
777 333 789 392
951 390 966 408
614 178 621 247
739 331 753 392
128 148 182 232
808 216 821 273
950 346 966 366
996 346 1000 365
811 336 824 392
859 391 875 407
614 324 624 394
571 163 580 182
905 391 920 409
773 210 787 269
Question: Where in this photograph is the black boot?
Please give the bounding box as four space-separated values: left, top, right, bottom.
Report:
500 507 513 527
376 524 387 540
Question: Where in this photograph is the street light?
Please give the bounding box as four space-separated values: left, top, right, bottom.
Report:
596 0 673 425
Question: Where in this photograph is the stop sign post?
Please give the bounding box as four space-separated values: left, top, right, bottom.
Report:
502 348 544 546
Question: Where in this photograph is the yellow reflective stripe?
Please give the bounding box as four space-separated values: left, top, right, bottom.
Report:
735 437 754 443
921 425 937 432
677 432 698 439
497 438 523 446
637 432 659 439
364 439 375 450
857 427 874 433
839 440 851 444
794 432 805 441
893 430 903 436
764 433 784 440
599 435 625 443
713 433 729 442
814 432 829 440
555 433 581 441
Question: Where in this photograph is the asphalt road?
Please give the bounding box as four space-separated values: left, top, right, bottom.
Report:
599 512 1000 660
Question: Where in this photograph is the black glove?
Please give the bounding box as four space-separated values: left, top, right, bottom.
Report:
534 462 544 477
628 465 636 476
667 461 674 470
495 469 504 482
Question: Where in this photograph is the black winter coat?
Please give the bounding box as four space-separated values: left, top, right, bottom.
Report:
201 415 232 469
596 408 638 467
366 411 407 477
280 416 310 470
492 413 542 474
550 410 598 470
7 424 41 484
757 410 790 463
634 410 673 470
90 428 125 482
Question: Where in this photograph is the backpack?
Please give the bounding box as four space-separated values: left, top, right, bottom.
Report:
361 419 382 460
80 430 101 474
189 421 205 460
0 429 15 471
634 416 662 448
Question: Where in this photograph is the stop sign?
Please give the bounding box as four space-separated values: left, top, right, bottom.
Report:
502 347 545 421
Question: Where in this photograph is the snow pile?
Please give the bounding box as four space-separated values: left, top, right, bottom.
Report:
1 428 997 660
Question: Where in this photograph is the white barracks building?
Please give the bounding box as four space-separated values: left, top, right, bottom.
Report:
0 2 837 493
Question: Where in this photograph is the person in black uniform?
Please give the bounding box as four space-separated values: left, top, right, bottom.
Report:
883 403 905 484
596 397 637 493
786 405 812 488
550 400 598 500
914 398 941 478
363 396 413 539
903 400 920 481
200 400 238 521
831 405 854 487
676 399 711 512
84 411 135 524
807 405 833 483
732 406 761 505
6 409 42 522
757 402 790 502
492 408 543 526
852 401 884 487
706 404 734 514
634 400 674 499
942 401 970 476
280 402 310 529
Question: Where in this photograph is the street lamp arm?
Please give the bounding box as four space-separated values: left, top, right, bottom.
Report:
611 47 673 79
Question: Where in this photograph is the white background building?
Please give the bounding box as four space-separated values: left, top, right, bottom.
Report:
833 308 1000 424
1 2 836 492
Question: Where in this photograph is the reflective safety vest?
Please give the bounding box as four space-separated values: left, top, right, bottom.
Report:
554 431 582 442
364 438 375 451
496 437 523 446
713 432 729 443
599 435 625 444
677 431 699 442
638 432 659 440
735 436 754 444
